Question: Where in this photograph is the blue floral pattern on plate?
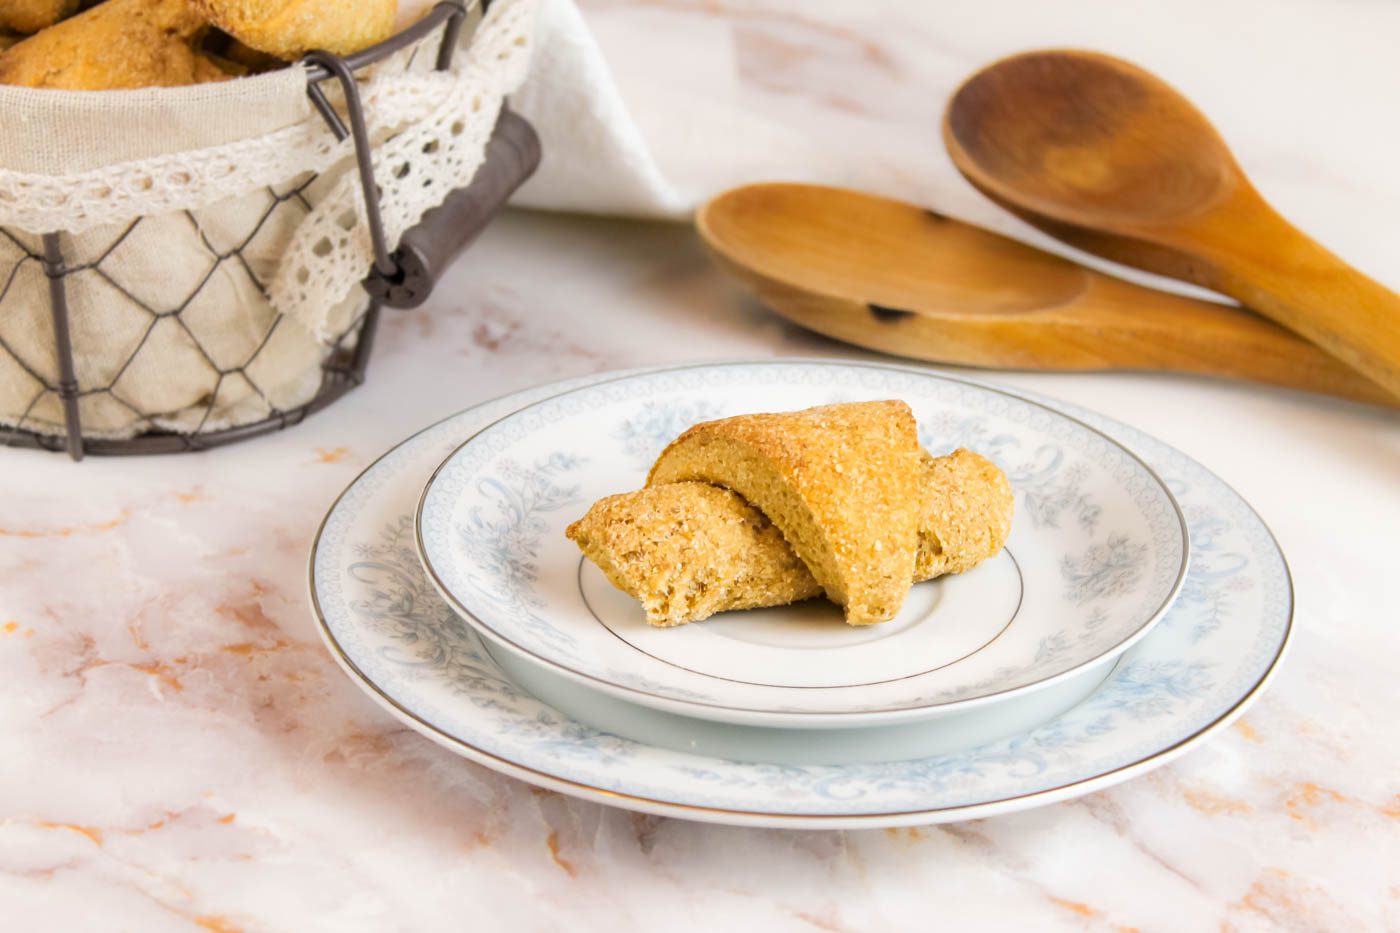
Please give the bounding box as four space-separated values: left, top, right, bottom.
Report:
311 363 1291 826
416 363 1189 719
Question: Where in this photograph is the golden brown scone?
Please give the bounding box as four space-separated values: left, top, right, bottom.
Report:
193 0 395 59
0 0 79 33
916 448 1015 578
0 0 229 90
573 448 1012 626
647 400 928 625
567 482 823 627
0 31 22 52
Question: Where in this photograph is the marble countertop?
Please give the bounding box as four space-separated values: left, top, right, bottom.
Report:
3 1 1399 930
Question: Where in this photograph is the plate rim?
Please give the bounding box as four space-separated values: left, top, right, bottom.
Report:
307 361 1293 829
413 359 1192 727
312 607 1290 828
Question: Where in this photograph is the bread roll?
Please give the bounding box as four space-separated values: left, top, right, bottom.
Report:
193 0 395 59
0 0 227 90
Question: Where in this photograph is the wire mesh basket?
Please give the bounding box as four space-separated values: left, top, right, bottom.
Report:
0 1 539 460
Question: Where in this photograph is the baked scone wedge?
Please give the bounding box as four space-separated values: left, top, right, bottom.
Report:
567 482 822 627
647 400 927 625
193 0 396 59
571 447 1012 626
0 0 227 90
916 447 1015 577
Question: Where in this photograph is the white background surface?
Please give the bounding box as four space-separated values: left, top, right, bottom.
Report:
2 1 1398 930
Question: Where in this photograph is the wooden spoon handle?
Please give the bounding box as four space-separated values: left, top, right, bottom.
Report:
705 242 1396 408
1076 276 1396 405
968 187 1400 406
1191 192 1400 400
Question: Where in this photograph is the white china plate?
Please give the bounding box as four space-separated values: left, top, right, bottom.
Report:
416 362 1189 727
310 363 1292 829
485 641 1114 765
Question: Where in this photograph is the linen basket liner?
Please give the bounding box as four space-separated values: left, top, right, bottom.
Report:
0 0 536 440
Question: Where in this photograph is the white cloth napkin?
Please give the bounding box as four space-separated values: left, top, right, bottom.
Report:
510 0 876 222
507 0 688 217
508 0 878 222
400 0 687 217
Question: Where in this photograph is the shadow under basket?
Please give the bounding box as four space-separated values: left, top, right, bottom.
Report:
0 1 540 460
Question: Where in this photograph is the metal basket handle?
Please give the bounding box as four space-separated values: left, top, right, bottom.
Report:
303 1 540 307
303 0 470 284
299 0 541 397
365 109 539 308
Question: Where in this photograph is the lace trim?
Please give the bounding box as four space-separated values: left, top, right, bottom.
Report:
0 0 537 332
274 0 536 332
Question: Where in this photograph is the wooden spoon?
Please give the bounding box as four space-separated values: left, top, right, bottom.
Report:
696 183 1394 406
943 49 1400 401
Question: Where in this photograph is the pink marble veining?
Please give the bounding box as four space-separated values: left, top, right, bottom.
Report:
3 1 1400 929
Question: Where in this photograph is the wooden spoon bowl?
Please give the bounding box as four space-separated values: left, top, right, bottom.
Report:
945 51 1231 226
944 50 1400 401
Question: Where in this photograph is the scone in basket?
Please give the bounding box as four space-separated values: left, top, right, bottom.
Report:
0 0 539 459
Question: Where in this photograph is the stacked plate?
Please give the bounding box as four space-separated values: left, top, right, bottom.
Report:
309 361 1292 829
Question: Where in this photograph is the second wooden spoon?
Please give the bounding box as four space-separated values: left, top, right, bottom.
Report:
943 50 1400 401
697 183 1392 406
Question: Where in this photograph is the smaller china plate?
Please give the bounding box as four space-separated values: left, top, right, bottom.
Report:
416 362 1189 728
